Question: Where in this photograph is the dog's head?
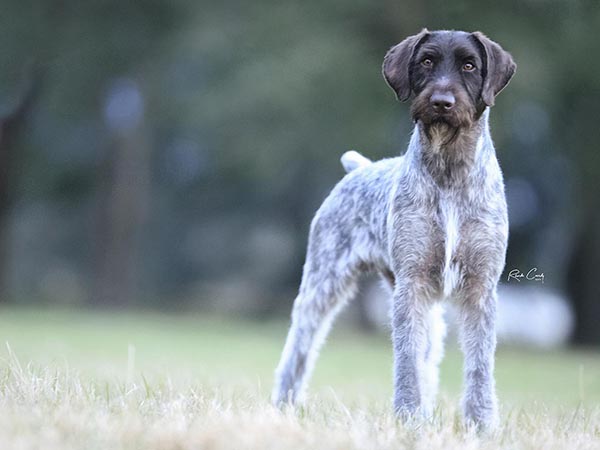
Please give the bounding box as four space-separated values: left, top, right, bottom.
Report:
383 29 516 132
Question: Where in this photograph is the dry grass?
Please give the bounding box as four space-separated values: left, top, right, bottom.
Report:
0 347 598 450
0 308 598 449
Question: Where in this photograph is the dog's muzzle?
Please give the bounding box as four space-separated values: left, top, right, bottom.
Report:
412 88 474 130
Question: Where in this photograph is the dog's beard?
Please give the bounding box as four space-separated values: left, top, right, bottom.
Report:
411 91 476 145
415 115 463 147
426 120 457 146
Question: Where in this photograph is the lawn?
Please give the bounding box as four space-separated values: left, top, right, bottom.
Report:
0 306 598 449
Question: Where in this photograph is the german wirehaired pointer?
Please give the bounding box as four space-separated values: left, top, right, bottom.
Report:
272 29 516 429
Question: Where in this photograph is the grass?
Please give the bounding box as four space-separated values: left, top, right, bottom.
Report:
0 306 598 449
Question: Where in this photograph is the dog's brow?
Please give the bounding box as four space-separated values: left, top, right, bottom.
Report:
454 46 479 61
417 43 443 57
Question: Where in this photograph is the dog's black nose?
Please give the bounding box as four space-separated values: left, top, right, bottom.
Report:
431 92 455 111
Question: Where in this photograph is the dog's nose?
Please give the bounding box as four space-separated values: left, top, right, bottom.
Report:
431 92 455 111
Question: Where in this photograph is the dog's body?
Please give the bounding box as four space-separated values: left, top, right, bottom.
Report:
272 30 516 429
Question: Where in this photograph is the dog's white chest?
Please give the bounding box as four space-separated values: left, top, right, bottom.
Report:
439 198 460 298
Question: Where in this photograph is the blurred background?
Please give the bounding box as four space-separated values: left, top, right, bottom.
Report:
0 0 598 400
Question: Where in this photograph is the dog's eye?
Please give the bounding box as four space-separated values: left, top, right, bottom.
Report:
463 62 475 72
421 58 433 68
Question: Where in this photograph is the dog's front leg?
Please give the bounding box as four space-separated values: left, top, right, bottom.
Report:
391 280 429 419
458 288 499 430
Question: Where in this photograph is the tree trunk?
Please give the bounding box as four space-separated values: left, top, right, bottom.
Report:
567 206 600 345
92 80 150 307
0 67 42 302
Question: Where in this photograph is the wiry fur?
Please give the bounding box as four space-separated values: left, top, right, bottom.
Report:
272 30 515 430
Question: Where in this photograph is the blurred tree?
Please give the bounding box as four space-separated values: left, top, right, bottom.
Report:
93 79 149 306
0 66 43 301
0 0 597 343
559 2 600 344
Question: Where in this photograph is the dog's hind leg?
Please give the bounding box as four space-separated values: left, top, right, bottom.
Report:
271 210 363 406
421 303 446 418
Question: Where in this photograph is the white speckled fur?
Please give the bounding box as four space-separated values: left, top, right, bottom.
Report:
273 30 514 431
441 197 460 298
272 111 508 431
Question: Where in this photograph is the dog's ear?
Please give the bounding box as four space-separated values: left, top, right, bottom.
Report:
471 32 516 107
382 29 430 102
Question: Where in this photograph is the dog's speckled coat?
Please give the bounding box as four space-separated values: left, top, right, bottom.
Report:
272 29 516 430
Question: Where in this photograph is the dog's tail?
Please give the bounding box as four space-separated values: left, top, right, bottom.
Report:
340 150 372 173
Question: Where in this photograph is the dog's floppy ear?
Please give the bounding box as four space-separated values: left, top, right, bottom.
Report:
471 32 516 107
382 28 430 102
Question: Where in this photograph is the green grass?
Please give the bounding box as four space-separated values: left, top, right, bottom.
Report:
0 306 597 406
0 306 598 449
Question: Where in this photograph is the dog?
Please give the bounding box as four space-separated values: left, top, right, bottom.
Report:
272 29 516 429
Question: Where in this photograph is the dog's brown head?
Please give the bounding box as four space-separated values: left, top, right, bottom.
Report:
382 29 516 132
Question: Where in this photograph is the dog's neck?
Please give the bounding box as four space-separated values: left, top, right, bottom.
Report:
409 109 492 188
